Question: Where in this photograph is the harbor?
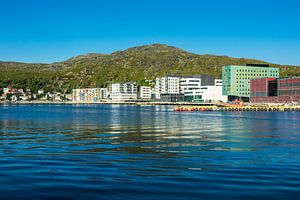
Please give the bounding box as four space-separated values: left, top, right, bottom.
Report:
1 104 300 200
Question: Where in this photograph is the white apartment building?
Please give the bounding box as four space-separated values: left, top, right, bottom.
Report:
109 82 137 102
138 86 152 99
155 76 180 99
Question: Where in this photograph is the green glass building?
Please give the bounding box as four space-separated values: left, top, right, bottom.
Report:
222 65 279 100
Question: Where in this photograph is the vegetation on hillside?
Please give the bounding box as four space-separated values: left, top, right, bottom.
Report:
1 44 300 93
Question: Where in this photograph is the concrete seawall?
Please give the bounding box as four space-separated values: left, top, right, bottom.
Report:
174 105 300 112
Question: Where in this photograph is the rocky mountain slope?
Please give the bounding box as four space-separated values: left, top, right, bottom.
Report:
1 44 299 93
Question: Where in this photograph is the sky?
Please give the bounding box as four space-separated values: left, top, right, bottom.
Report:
0 0 300 65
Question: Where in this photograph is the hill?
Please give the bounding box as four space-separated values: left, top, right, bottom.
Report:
1 44 300 93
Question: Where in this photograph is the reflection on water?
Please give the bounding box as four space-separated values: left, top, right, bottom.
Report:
1 104 300 199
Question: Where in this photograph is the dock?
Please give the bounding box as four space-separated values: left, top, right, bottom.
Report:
173 105 300 112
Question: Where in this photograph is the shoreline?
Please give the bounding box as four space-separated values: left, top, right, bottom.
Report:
0 100 296 107
0 100 216 106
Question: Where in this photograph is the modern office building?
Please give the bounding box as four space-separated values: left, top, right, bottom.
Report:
250 78 277 97
250 77 300 103
155 75 215 102
108 82 138 102
180 75 214 94
278 77 300 97
222 64 279 101
184 79 227 103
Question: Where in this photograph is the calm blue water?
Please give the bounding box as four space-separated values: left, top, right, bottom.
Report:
1 104 300 200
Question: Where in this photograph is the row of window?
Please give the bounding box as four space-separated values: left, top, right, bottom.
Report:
237 69 278 73
251 92 267 97
223 67 277 73
183 88 201 90
278 90 300 95
236 81 250 84
279 83 300 87
239 92 250 95
237 89 249 91
180 84 200 87
237 84 249 88
185 92 204 95
180 79 200 82
236 74 277 77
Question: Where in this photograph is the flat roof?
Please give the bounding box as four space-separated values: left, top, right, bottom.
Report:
246 64 270 67
224 65 279 69
181 75 214 78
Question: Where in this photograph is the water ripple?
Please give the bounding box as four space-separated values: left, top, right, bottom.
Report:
1 104 300 199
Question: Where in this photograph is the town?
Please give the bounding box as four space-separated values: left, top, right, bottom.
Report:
1 64 300 104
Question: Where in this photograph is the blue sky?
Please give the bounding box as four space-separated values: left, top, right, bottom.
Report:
0 0 299 65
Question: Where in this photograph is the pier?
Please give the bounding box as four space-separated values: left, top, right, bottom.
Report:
173 105 300 112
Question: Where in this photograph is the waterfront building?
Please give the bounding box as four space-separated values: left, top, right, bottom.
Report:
1 86 27 101
277 77 300 97
37 89 44 95
184 79 228 103
99 88 109 100
159 93 184 102
155 76 181 101
54 93 62 101
65 94 73 101
3 86 18 95
179 75 214 94
155 76 180 99
155 75 216 102
72 88 108 103
19 95 29 101
250 77 300 103
3 88 10 94
138 86 152 100
108 82 137 102
180 75 216 102
11 95 17 102
250 78 277 97
222 64 279 101
109 82 137 94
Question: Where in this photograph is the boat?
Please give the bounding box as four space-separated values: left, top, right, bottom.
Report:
222 98 245 107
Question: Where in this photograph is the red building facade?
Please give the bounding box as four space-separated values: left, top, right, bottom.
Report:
250 78 277 97
278 77 300 96
250 77 300 103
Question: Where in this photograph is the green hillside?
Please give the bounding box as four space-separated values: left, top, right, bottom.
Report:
1 44 300 93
